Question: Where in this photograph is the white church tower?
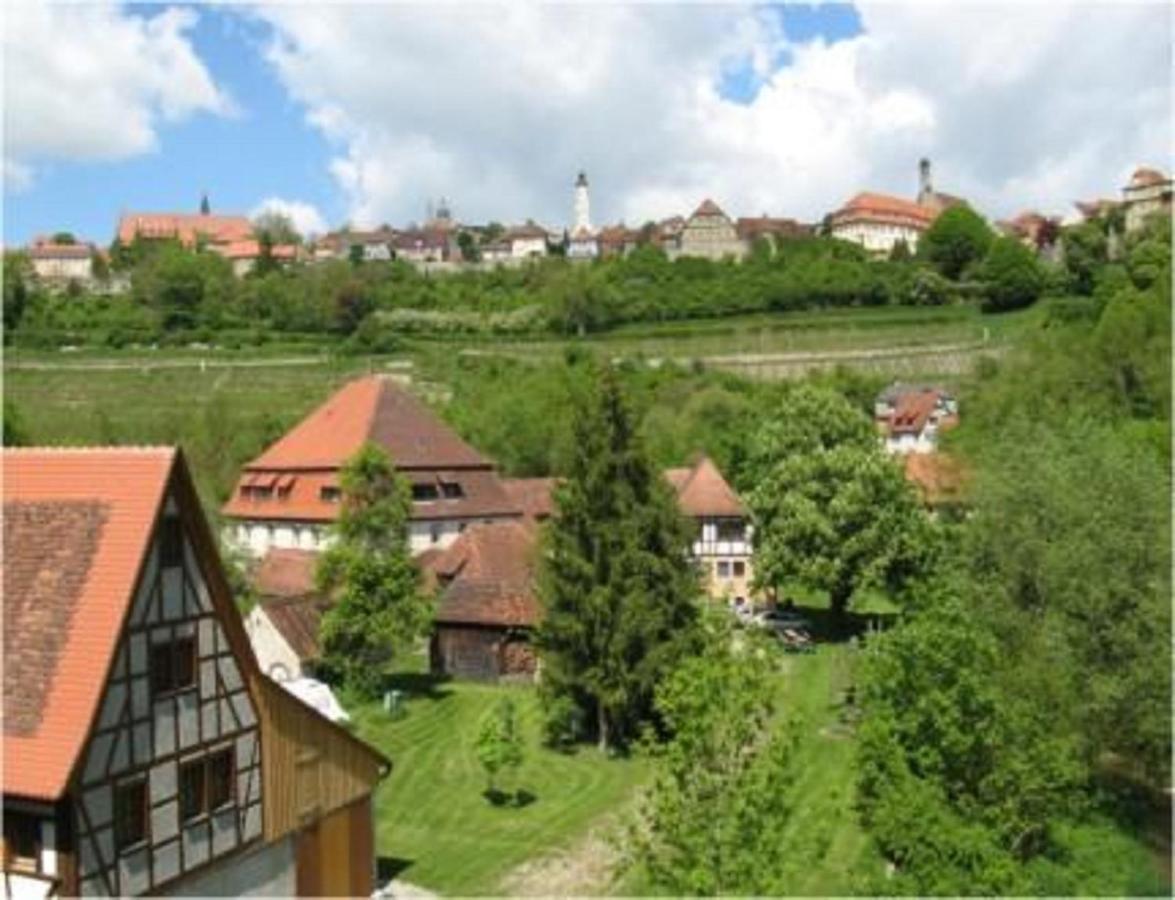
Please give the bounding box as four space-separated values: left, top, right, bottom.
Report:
574 171 591 232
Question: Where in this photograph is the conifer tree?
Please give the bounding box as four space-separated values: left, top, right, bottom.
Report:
316 442 431 697
536 366 701 751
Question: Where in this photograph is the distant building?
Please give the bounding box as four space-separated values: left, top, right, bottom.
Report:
210 239 299 277
27 239 94 283
567 226 599 259
392 229 453 263
504 222 549 259
424 520 541 681
1122 166 1172 233
664 455 755 607
830 159 964 256
312 227 396 262
1073 198 1122 224
997 211 1062 262
2 447 387 898
567 172 599 259
116 197 252 249
874 383 958 455
222 375 523 558
735 215 812 250
573 171 592 233
242 549 326 683
677 199 745 260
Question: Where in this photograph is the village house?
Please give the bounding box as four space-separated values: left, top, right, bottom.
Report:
676 199 746 261
241 549 325 684
1121 166 1172 233
209 240 299 277
393 229 454 264
567 226 599 260
116 197 252 251
221 375 523 559
735 216 812 251
2 447 387 897
829 158 963 256
874 383 959 454
504 222 549 259
424 521 541 681
27 239 95 284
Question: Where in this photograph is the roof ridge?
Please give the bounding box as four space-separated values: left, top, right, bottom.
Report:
3 445 176 454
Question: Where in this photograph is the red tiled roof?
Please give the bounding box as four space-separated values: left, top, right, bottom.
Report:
691 198 727 219
501 477 558 521
427 521 541 627
904 453 969 506
212 240 298 261
117 212 252 247
28 243 93 259
222 377 521 524
1127 167 1170 189
668 455 746 518
832 192 936 229
260 596 325 662
254 548 319 599
735 217 811 241
505 223 548 240
890 390 941 435
3 447 175 800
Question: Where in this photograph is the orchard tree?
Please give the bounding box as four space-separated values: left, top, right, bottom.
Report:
252 210 302 245
536 366 701 750
316 443 431 697
631 616 799 894
919 205 994 280
475 698 524 799
979 236 1043 312
745 385 936 616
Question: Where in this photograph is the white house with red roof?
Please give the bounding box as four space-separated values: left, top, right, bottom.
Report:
2 447 387 897
222 375 523 558
27 238 95 283
874 383 959 454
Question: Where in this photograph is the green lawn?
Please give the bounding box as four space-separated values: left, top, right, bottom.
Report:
349 673 651 896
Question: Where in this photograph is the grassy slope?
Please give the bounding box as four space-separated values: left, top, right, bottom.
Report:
349 675 650 896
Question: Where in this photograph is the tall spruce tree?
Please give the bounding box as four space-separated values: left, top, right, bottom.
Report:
316 442 431 697
536 367 701 751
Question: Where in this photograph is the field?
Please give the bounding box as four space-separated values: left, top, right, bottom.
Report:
345 631 884 897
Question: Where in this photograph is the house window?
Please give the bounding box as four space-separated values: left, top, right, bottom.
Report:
179 751 234 823
733 561 746 578
150 638 196 697
429 524 442 544
319 486 341 503
3 812 40 872
716 560 731 579
160 515 183 567
440 482 463 499
412 484 439 502
716 520 744 542
114 780 147 850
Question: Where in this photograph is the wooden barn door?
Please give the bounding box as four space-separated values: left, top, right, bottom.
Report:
295 822 322 896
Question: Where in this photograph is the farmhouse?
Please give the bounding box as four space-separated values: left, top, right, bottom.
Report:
2 448 387 897
424 520 541 681
222 375 523 558
242 549 325 684
874 383 958 454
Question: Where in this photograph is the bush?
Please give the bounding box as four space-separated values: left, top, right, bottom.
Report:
979 237 1044 312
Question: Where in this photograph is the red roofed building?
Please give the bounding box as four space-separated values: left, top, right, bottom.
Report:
27 239 95 283
116 211 252 249
209 240 299 277
1122 166 1172 233
423 521 541 680
903 452 969 512
735 215 812 248
678 198 746 260
242 549 328 683
2 448 387 897
222 375 522 559
874 383 959 454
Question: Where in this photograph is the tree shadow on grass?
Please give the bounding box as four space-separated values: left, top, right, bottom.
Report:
376 855 413 883
384 670 453 702
483 788 537 808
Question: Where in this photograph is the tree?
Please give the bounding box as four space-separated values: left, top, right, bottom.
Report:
2 251 32 333
3 398 29 446
979 236 1044 312
631 615 799 894
536 366 701 750
475 698 524 799
745 385 935 616
316 443 431 697
919 205 994 280
252 210 302 246
1061 221 1108 295
51 231 76 245
888 239 912 263
456 231 480 263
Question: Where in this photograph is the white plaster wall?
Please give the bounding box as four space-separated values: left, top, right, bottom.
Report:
244 607 305 682
510 237 547 258
32 256 93 281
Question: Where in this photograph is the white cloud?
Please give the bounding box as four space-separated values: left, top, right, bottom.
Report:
254 3 1169 228
251 197 328 238
3 3 233 188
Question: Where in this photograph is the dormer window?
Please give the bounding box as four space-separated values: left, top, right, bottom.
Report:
320 486 341 503
412 484 439 502
440 482 463 500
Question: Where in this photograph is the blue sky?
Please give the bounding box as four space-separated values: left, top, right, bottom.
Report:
3 3 863 246
3 2 1169 244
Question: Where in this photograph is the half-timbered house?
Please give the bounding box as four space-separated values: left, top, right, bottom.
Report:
2 448 388 897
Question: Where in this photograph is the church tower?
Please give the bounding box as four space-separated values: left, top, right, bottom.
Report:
917 158 933 205
573 171 591 233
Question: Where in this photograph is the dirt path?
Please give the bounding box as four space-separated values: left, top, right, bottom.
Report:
496 817 627 897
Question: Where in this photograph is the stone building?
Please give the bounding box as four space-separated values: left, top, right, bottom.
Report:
677 199 746 260
1122 166 1172 233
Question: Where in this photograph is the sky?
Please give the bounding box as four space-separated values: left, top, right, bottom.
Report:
2 1 1171 246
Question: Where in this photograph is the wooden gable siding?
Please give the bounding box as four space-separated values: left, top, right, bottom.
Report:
250 677 387 843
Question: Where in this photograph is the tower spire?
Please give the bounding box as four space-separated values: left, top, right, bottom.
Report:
200 191 210 215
